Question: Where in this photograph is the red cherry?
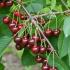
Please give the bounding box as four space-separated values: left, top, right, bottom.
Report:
22 37 28 46
27 44 32 49
6 0 13 7
9 23 16 29
42 63 50 70
43 58 48 64
35 55 43 63
12 19 18 24
28 39 35 46
14 37 22 44
0 2 5 8
20 15 24 20
39 46 46 54
14 11 20 17
15 44 23 50
53 29 61 36
32 35 40 42
31 45 40 54
3 16 10 24
45 28 53 37
18 24 23 30
11 27 19 34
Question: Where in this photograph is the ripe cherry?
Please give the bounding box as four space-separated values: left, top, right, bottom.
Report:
11 27 19 34
20 15 24 20
0 2 5 8
28 39 35 46
49 67 57 70
9 23 16 29
12 19 18 24
35 55 43 63
14 11 20 17
14 37 22 44
3 16 10 24
53 29 60 36
42 63 50 70
15 44 23 50
31 45 40 54
22 37 28 46
39 46 46 54
6 0 13 7
43 58 48 64
18 24 23 30
45 28 53 37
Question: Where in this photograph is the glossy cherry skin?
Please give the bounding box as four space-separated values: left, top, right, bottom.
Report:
9 23 16 29
39 46 46 54
49 67 57 70
6 0 13 7
12 19 18 24
3 16 10 24
0 2 5 8
22 37 28 46
35 55 43 63
14 11 20 17
31 45 40 54
28 39 35 46
18 24 23 30
45 28 53 37
42 63 50 70
15 44 23 50
53 29 60 36
43 58 48 64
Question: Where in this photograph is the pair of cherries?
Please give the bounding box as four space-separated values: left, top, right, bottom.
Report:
3 16 24 34
0 0 13 8
45 28 61 37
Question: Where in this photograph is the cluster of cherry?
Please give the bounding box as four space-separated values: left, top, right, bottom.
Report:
3 10 60 70
0 0 13 8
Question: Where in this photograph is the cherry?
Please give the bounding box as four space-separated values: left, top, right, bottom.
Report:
28 39 35 46
12 19 18 24
6 0 13 7
0 2 5 8
20 15 24 20
22 37 28 46
39 46 46 54
14 11 20 17
49 67 57 70
45 28 53 37
31 45 40 54
35 55 43 63
3 16 10 24
15 44 23 50
18 24 23 30
9 23 16 29
14 37 22 44
11 27 19 34
53 29 60 36
32 35 40 42
43 58 48 64
42 63 50 70
27 44 32 49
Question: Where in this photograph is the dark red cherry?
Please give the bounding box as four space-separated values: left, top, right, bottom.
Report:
40 46 46 54
53 29 61 36
3 16 10 24
27 44 32 49
12 19 18 24
14 11 20 17
15 44 23 50
45 28 53 37
6 0 13 7
49 67 57 70
0 2 5 8
11 27 19 34
31 45 40 54
9 23 16 29
14 37 22 44
22 37 28 46
18 24 23 30
20 15 24 20
43 58 48 64
32 35 40 42
42 63 49 70
29 39 35 46
35 55 43 63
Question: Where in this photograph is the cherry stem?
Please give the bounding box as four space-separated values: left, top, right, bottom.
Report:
55 16 58 29
53 51 55 69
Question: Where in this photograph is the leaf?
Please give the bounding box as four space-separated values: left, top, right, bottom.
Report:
0 63 4 70
21 49 36 66
58 32 70 58
51 0 56 9
0 36 12 57
63 16 70 37
26 3 43 13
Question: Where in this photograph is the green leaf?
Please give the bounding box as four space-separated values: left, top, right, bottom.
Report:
51 0 56 9
0 63 4 70
21 49 36 66
63 16 70 37
0 36 12 57
26 3 43 13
